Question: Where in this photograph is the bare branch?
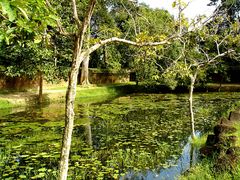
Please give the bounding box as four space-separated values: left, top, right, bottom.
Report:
217 33 231 47
215 41 221 55
208 49 234 64
199 47 210 61
121 1 137 35
76 0 96 58
85 36 173 56
0 13 7 20
72 0 81 29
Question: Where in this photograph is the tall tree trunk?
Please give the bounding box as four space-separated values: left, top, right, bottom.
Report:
189 71 198 139
80 56 90 85
59 0 96 178
38 71 43 104
80 26 91 86
59 36 83 180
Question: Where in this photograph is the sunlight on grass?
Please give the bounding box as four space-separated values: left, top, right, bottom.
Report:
0 99 13 109
191 134 208 148
0 84 130 108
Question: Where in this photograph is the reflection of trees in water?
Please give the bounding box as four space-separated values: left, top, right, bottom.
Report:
75 103 93 146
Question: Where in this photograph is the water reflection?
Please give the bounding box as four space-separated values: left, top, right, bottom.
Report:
122 132 200 180
0 93 240 179
75 103 93 146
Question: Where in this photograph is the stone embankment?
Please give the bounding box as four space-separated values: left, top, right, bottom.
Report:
200 109 240 171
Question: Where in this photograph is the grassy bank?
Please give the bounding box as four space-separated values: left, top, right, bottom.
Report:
180 121 240 179
0 84 133 109
0 99 14 109
180 159 240 180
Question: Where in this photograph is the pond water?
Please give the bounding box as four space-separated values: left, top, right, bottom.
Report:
0 92 240 179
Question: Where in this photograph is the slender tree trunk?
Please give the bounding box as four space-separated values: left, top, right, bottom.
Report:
59 0 96 179
80 25 91 86
38 71 43 104
80 56 90 85
59 36 83 180
189 71 198 139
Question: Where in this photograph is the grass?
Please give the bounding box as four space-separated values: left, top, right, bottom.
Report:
76 86 121 98
191 134 208 148
0 84 132 109
181 121 240 179
0 99 14 109
179 158 240 180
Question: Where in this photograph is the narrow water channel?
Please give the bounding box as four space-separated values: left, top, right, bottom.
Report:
0 92 239 179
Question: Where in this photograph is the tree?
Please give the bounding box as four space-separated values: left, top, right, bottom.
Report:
162 16 237 138
0 0 62 103
79 0 139 85
209 0 240 21
56 0 173 179
130 7 175 85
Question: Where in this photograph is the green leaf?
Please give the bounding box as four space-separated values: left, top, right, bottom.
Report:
17 7 29 20
19 174 27 179
34 35 42 44
0 0 16 21
172 1 177 8
38 168 47 172
49 14 59 21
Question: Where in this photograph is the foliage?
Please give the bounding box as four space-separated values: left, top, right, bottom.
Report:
128 7 175 85
0 0 57 43
191 134 208 148
0 0 70 84
209 0 240 21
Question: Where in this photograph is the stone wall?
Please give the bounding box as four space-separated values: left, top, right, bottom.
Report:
0 75 38 90
89 72 130 84
0 71 130 90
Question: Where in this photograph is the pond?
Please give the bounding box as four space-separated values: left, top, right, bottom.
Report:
0 92 240 179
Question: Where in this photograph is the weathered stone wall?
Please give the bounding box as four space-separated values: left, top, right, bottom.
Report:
89 72 130 84
0 71 130 90
0 75 38 90
77 69 130 84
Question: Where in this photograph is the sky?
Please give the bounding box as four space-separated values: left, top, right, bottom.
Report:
138 0 217 20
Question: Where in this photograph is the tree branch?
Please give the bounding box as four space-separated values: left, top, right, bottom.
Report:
86 36 173 55
72 0 81 29
75 0 96 58
45 0 72 36
0 13 7 20
121 2 137 35
208 49 234 64
78 0 96 34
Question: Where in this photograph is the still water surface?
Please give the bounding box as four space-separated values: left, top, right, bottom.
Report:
0 92 239 179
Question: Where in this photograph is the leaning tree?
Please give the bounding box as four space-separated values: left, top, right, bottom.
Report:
54 0 174 179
